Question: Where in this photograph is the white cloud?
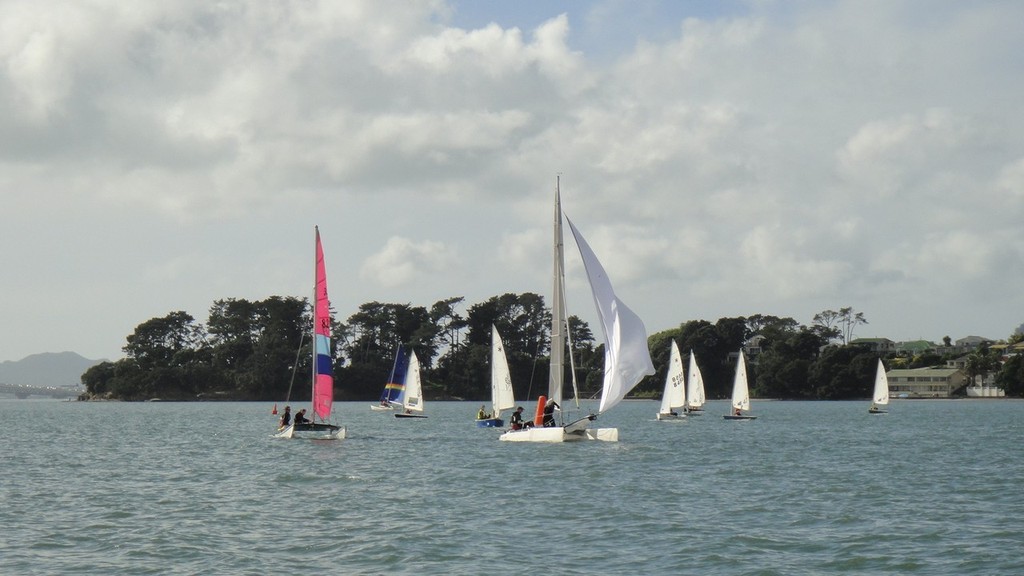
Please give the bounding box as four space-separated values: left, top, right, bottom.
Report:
360 236 458 288
3 0 1024 360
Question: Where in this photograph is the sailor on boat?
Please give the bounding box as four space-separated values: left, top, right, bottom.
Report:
509 406 525 430
542 399 561 427
278 406 291 428
294 409 310 425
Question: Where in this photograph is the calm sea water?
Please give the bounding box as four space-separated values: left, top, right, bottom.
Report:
2 398 1022 575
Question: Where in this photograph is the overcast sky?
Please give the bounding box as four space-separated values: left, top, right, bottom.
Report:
3 0 1023 363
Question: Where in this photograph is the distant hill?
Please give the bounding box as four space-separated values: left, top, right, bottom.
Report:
0 352 105 388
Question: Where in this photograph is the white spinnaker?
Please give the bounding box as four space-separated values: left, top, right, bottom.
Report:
565 217 655 414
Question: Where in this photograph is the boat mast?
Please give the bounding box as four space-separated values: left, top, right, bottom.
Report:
550 177 565 410
311 226 320 422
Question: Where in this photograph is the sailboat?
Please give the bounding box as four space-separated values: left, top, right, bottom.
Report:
500 178 654 442
869 358 890 414
477 325 516 427
656 341 686 420
684 351 706 415
394 351 427 419
723 350 756 420
275 227 345 439
371 344 408 411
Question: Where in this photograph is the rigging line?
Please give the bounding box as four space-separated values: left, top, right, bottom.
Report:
284 330 305 404
526 329 543 403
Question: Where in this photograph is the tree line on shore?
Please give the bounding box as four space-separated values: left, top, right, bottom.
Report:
80 295 1024 402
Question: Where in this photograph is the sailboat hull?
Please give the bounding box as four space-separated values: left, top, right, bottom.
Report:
275 423 346 439
499 415 617 442
656 412 686 421
370 404 394 411
868 407 888 414
684 409 704 415
499 426 621 442
476 418 504 427
395 413 428 419
723 415 757 420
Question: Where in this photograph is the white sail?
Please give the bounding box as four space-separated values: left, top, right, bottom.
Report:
872 358 889 408
731 350 750 412
403 352 424 412
491 325 516 418
565 217 655 414
658 341 686 415
686 351 706 410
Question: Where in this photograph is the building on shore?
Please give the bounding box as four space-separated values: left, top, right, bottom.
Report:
885 367 967 398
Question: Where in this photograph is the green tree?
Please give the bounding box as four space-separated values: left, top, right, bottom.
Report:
812 310 842 343
838 307 869 344
962 346 999 395
207 298 259 371
233 297 308 400
123 311 206 369
447 293 553 401
808 346 877 399
995 355 1024 396
755 329 828 398
82 361 117 397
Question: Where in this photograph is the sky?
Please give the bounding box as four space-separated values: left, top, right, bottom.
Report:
2 0 1023 363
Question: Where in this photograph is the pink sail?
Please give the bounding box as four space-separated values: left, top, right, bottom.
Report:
312 227 333 420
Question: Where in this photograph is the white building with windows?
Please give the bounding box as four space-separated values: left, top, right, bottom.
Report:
885 367 967 398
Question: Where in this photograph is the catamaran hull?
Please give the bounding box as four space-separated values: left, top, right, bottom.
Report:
499 415 616 442
395 413 428 419
868 407 888 414
370 404 394 411
498 426 620 442
685 408 704 415
723 415 757 420
656 412 686 421
476 418 504 427
274 423 346 439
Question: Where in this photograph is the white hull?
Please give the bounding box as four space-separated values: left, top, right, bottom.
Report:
656 412 686 421
370 404 394 411
274 424 347 439
499 426 619 442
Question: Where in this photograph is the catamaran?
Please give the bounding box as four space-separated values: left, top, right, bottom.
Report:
723 350 756 420
500 178 654 442
394 351 427 419
476 325 516 427
275 227 345 439
684 351 706 415
656 341 686 420
372 344 408 411
869 358 890 414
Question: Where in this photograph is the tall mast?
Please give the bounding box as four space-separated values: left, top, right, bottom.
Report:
312 226 320 420
549 177 565 407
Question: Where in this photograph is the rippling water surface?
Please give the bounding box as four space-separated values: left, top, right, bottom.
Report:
2 398 1022 575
